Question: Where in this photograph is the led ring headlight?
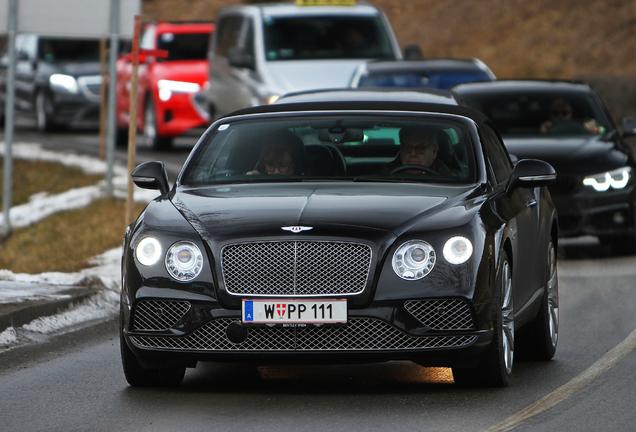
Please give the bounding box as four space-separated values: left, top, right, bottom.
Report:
392 240 436 280
165 241 203 281
135 237 162 266
443 236 473 265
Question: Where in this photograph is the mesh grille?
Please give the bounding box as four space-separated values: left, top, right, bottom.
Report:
133 300 191 331
222 241 372 296
404 299 475 330
130 318 477 351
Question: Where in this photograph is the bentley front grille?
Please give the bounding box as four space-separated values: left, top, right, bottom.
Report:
130 318 477 351
221 241 372 296
132 300 191 331
404 299 475 330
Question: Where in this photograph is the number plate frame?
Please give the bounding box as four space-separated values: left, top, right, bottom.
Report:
242 299 347 325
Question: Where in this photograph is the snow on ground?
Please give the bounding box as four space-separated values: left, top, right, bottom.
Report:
0 142 160 345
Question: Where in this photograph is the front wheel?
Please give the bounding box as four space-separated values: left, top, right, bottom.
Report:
453 251 514 387
35 90 55 132
143 97 173 150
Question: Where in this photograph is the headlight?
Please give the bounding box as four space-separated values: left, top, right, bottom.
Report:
50 74 79 94
264 94 280 104
583 167 631 192
157 79 201 101
443 236 473 265
392 240 436 280
165 241 203 281
135 237 162 266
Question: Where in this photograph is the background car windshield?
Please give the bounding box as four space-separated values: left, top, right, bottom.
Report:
157 32 209 61
263 16 394 60
359 71 492 89
461 91 611 137
38 38 100 62
181 115 476 186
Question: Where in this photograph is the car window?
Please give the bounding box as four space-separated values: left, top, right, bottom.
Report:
215 15 245 58
461 90 611 137
181 115 477 186
38 38 100 62
480 123 512 185
157 32 210 61
140 26 156 50
359 71 492 90
262 15 394 61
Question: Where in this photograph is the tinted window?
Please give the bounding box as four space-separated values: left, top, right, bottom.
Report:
215 15 244 58
461 90 611 137
359 71 492 90
263 16 394 60
157 32 210 61
181 115 476 186
38 38 100 62
480 124 512 185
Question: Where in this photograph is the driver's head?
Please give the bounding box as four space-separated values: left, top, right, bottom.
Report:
549 98 572 123
399 126 439 167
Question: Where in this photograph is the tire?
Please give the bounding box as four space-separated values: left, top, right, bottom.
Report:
119 311 185 387
517 240 559 360
143 97 173 151
453 251 514 387
35 90 55 132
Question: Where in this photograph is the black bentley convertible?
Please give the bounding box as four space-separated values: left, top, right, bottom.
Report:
120 92 559 387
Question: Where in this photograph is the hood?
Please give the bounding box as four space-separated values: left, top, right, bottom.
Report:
172 182 472 243
149 60 208 85
503 135 629 176
264 60 366 94
54 61 102 77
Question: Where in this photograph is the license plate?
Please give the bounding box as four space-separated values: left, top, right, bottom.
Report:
242 299 347 324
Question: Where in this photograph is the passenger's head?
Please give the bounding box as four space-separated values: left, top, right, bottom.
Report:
549 98 572 123
257 131 304 175
398 126 440 167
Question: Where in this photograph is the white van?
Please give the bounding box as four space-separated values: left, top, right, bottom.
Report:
202 1 403 119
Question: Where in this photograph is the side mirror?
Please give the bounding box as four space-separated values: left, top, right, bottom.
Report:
131 161 170 196
506 159 556 194
403 44 423 60
621 117 636 138
228 47 255 70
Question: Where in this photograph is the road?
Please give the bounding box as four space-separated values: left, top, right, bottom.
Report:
2 127 636 431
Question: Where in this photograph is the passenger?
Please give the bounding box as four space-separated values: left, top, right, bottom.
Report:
381 126 455 176
540 98 573 133
247 131 304 175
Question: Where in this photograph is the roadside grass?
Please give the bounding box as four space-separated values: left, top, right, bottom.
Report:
0 158 145 274
0 157 104 210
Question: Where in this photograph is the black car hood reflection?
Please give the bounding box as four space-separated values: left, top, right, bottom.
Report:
172 182 473 241
504 135 628 176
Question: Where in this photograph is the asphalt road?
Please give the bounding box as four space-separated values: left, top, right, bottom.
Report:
2 126 636 431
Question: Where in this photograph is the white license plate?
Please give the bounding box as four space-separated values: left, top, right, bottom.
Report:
242 299 347 324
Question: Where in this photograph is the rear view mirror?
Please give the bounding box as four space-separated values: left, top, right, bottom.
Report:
621 117 636 138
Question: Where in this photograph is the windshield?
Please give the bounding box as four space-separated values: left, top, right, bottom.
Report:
181 115 476 186
359 71 492 90
38 39 100 62
157 32 210 61
460 90 611 137
263 15 394 61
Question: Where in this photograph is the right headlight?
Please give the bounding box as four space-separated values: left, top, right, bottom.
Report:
443 236 473 265
50 73 80 94
582 167 631 192
392 240 436 280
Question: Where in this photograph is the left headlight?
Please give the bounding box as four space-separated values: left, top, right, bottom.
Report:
157 79 201 101
583 166 631 192
392 240 436 280
165 241 203 281
49 74 80 94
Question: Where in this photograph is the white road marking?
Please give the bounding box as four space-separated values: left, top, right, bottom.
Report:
483 326 636 432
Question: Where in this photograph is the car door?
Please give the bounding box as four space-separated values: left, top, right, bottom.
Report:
482 123 542 314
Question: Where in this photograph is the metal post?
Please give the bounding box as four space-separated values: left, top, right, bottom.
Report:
2 0 18 238
126 15 141 226
105 0 120 196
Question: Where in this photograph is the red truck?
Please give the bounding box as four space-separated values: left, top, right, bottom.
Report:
116 21 214 150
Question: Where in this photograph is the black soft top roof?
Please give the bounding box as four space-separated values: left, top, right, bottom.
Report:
221 100 490 125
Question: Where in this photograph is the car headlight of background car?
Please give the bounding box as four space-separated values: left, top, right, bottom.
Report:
50 73 80 94
158 79 201 101
582 166 631 192
135 237 203 281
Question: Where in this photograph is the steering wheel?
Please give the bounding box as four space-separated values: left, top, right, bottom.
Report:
548 119 590 134
390 164 438 175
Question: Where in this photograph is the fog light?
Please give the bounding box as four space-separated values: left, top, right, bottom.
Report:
613 211 626 225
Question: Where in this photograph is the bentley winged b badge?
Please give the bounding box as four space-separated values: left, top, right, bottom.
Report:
281 226 313 233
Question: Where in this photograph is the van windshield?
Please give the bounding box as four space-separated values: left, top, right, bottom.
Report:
263 15 394 61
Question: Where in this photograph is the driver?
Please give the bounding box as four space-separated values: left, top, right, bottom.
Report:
381 126 455 175
540 98 573 133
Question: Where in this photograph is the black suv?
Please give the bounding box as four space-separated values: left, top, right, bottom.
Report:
0 35 104 131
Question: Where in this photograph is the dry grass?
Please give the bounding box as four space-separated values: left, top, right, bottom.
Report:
0 157 104 210
0 159 146 274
